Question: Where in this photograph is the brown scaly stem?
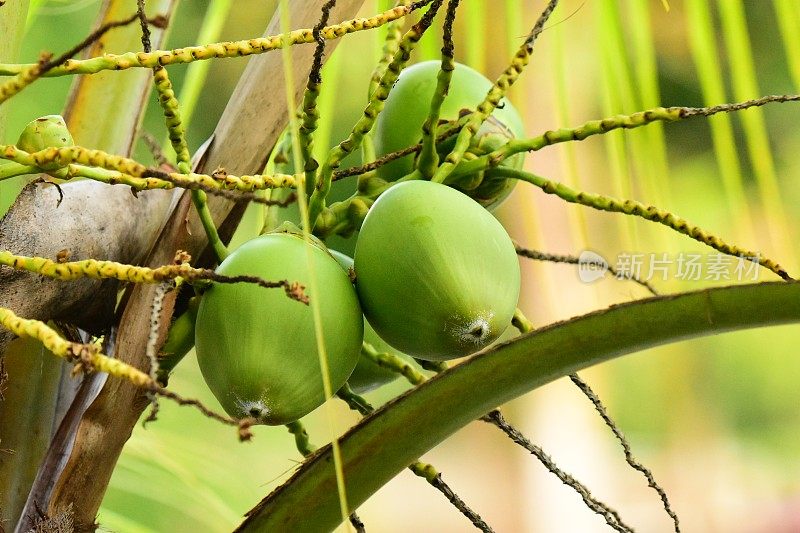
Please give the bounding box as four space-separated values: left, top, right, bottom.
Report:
369 346 632 531
569 375 681 532
139 131 173 169
515 310 678 531
136 0 153 53
337 383 493 532
142 280 173 424
514 243 659 296
480 410 633 533
332 121 462 180
406 462 494 533
349 512 367 533
154 387 256 441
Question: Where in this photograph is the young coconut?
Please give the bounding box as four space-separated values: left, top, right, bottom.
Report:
374 60 525 209
195 232 363 425
17 115 73 153
330 250 418 393
354 180 520 361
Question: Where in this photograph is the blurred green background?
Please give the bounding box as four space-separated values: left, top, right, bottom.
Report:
4 0 800 531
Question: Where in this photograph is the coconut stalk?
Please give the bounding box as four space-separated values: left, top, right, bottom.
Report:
25 1 365 530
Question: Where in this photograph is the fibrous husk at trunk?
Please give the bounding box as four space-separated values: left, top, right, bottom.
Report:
0 183 175 347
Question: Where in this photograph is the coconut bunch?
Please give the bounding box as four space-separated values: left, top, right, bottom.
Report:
188 62 523 424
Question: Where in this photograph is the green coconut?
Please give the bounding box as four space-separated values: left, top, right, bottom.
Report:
195 232 363 425
17 115 73 153
329 250 418 393
374 60 525 209
354 180 520 360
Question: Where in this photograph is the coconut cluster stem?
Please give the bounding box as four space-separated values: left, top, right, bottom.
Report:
369 0 410 97
0 161 37 178
0 2 435 78
429 0 559 184
190 188 228 261
308 0 446 228
0 143 297 195
0 11 165 104
152 67 191 165
0 54 49 104
361 341 427 385
416 0 459 179
447 96 800 181
0 250 309 302
0 306 152 387
148 32 229 262
491 166 791 280
286 420 317 457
